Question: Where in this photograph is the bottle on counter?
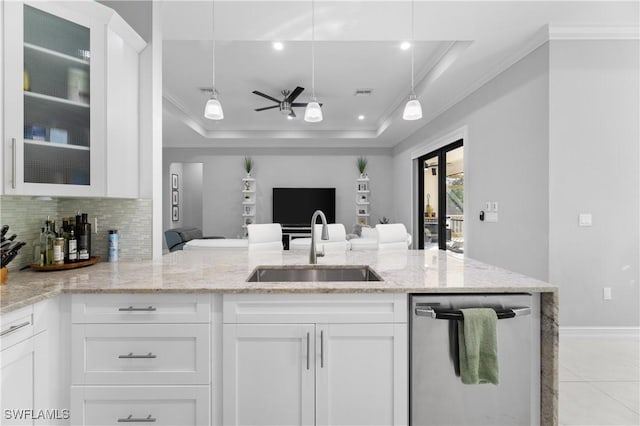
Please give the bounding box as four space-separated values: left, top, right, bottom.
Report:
67 229 78 263
77 213 91 261
53 237 65 265
44 220 56 265
108 230 118 262
32 229 43 266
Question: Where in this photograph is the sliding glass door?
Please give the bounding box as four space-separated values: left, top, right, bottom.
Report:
417 140 464 251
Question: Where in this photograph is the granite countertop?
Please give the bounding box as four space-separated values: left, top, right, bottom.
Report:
0 249 556 314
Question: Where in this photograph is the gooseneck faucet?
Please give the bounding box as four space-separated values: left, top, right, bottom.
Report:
309 210 329 264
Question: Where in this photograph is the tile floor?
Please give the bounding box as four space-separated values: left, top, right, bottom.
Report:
559 335 640 425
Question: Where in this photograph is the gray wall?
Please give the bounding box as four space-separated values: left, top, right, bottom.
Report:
164 149 395 238
393 44 550 281
549 40 640 327
163 162 203 236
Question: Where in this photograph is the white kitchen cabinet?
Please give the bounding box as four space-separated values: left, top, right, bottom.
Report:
223 324 316 426
1 336 38 426
222 294 408 426
315 323 407 426
70 294 211 426
2 0 145 197
0 302 57 426
70 386 209 426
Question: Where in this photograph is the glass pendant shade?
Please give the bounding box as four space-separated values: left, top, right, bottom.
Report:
403 95 422 121
204 94 224 120
304 101 323 123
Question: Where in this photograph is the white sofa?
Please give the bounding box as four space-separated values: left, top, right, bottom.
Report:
183 239 248 250
349 224 412 250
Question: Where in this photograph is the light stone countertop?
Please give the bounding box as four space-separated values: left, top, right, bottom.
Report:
0 249 556 314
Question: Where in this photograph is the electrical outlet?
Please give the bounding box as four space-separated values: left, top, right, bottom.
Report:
603 287 612 300
485 212 498 223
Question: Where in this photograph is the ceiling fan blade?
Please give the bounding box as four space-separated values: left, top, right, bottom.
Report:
290 103 308 108
286 86 304 102
289 109 297 118
252 90 281 104
255 105 279 112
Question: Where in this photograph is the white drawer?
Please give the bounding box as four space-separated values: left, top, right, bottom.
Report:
72 294 210 324
70 386 209 426
223 293 408 324
72 324 210 385
1 305 34 351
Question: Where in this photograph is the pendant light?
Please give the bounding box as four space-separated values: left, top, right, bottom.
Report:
403 0 422 121
304 0 323 123
204 0 224 120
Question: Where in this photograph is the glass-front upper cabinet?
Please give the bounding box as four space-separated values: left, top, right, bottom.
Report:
3 1 105 196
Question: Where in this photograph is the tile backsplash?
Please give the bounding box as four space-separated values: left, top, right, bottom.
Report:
0 196 152 271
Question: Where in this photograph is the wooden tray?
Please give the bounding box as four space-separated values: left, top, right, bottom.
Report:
31 256 100 271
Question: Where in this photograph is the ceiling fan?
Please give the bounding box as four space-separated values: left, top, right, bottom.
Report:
252 86 320 118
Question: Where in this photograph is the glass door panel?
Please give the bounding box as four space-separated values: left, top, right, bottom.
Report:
423 155 439 250
445 146 464 253
23 5 91 185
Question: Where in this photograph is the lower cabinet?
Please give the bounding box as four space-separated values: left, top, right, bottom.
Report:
1 301 61 426
70 386 209 426
70 294 212 426
222 294 408 426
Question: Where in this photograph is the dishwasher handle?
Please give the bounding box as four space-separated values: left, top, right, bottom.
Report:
415 306 531 320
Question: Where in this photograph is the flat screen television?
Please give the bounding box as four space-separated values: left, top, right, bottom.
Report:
273 188 336 227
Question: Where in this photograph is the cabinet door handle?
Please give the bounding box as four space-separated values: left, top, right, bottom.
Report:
11 138 16 189
118 352 157 359
306 332 310 370
320 330 324 368
117 414 156 423
118 306 156 312
0 321 30 337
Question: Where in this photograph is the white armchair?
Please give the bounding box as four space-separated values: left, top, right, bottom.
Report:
289 224 349 252
247 223 284 251
377 223 411 251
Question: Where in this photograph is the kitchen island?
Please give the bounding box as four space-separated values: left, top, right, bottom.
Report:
0 249 558 425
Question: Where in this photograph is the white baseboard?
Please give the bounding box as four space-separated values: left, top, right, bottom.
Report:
560 326 640 339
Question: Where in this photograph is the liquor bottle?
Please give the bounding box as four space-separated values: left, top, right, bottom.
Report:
44 220 56 265
77 213 91 261
67 229 78 263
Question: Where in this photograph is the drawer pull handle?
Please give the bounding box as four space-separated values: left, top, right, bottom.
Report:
0 321 30 337
117 414 156 423
11 138 16 189
118 352 157 359
118 306 156 312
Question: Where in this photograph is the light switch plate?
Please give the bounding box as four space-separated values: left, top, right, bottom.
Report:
492 202 499 212
485 202 491 212
579 213 592 227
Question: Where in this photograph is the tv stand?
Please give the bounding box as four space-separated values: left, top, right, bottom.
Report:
282 226 312 250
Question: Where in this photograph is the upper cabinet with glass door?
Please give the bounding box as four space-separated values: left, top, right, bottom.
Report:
3 0 144 198
4 1 105 196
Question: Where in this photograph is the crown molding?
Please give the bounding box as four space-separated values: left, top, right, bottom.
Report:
548 24 640 40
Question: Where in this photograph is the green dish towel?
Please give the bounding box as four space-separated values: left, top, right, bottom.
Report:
458 308 499 385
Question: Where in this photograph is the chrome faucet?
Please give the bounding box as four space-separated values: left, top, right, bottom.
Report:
309 210 329 264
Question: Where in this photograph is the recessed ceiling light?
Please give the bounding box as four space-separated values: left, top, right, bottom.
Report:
358 115 365 120
400 41 411 50
273 42 284 51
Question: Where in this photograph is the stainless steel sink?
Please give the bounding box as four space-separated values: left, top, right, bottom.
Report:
246 265 383 282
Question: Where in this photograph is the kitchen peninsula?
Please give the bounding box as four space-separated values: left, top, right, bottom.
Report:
0 250 558 425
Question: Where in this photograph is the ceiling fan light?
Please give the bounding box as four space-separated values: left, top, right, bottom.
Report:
403 96 422 121
204 94 224 120
304 101 323 123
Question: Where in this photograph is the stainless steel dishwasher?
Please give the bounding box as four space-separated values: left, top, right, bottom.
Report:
410 293 540 426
